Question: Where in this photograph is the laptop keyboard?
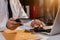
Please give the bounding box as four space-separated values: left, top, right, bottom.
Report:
30 27 51 33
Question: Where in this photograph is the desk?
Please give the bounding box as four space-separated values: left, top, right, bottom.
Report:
1 21 60 40
1 30 60 40
2 30 41 40
0 21 50 40
0 33 5 40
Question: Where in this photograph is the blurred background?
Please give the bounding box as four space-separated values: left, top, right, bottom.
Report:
20 0 58 26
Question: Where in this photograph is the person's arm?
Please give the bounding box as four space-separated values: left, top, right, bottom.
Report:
6 18 21 30
0 15 21 30
0 16 8 31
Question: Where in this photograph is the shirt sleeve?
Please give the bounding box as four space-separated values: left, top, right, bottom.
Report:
10 0 28 19
0 0 8 31
18 1 28 18
0 17 8 31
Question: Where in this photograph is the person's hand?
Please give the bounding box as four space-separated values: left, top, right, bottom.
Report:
6 18 21 30
31 19 45 28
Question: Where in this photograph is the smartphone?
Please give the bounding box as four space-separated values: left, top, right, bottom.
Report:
15 18 23 25
15 18 21 22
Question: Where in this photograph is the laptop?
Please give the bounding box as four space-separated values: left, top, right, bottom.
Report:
48 8 60 35
38 8 60 35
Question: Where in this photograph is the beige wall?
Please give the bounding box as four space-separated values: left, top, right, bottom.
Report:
39 0 58 22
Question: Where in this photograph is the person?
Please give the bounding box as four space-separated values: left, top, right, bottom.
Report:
0 0 28 30
0 0 45 31
6 0 29 30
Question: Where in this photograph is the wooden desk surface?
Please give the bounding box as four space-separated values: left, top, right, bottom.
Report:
2 30 40 40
